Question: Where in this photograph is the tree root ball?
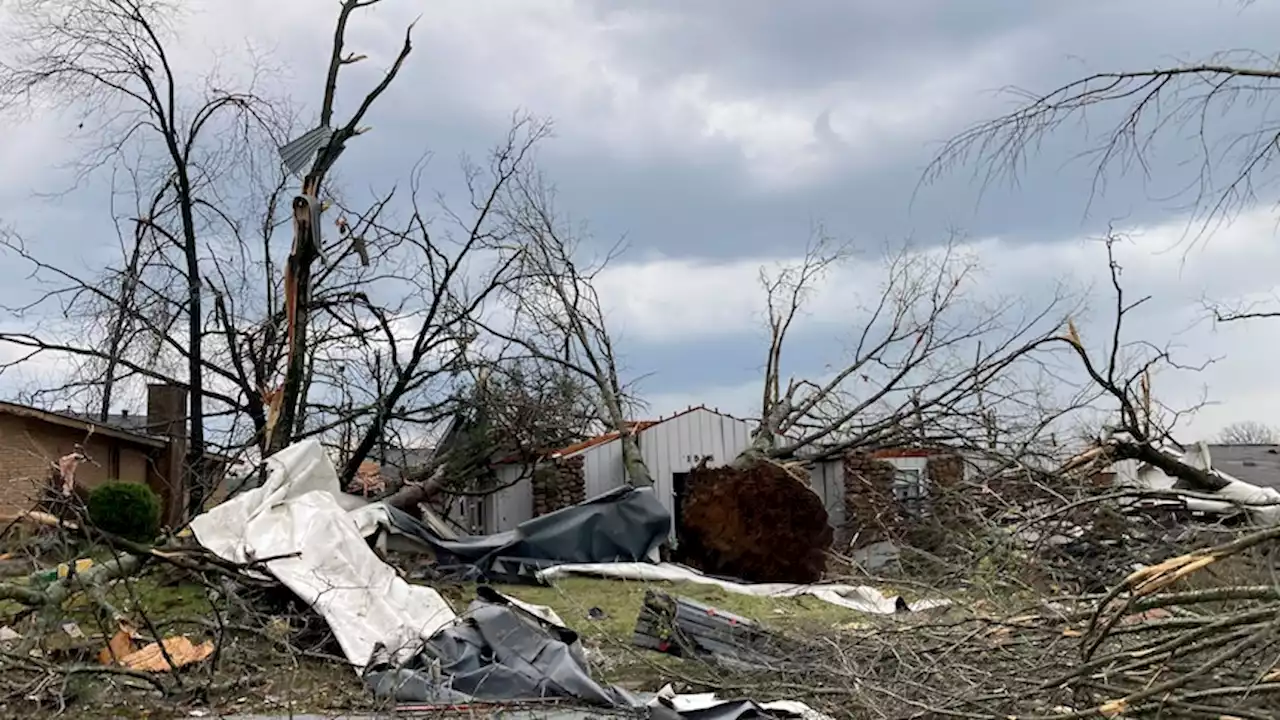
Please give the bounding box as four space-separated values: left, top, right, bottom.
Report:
677 462 833 584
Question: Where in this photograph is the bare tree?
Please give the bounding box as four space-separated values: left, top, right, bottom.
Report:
744 235 1077 466
1217 420 1279 445
747 230 850 461
923 15 1280 321
327 119 548 483
482 171 654 487
265 0 414 456
0 0 290 507
1055 236 1228 492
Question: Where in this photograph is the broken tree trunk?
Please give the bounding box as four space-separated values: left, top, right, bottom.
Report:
1109 440 1230 492
677 459 831 584
620 430 653 488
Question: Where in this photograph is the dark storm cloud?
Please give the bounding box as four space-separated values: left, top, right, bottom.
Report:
4 0 1280 424
531 0 1280 259
581 0 1049 95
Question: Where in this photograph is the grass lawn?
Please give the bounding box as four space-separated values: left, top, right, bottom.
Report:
447 575 887 686
482 576 873 638
0 560 932 713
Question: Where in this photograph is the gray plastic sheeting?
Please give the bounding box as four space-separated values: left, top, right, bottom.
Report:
365 587 637 707
374 486 671 581
363 589 826 720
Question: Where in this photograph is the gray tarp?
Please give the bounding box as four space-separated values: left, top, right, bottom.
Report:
364 588 821 720
365 586 639 707
373 486 671 581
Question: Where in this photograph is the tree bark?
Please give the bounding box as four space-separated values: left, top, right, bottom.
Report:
1110 440 1231 492
620 431 652 487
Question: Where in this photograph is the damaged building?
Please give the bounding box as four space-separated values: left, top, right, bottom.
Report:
475 405 986 546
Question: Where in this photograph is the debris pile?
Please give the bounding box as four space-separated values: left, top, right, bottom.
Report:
678 460 832 583
7 436 1280 720
794 524 1280 719
632 589 814 670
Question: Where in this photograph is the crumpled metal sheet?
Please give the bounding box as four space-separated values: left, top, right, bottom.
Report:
370 485 671 581
364 587 638 707
364 589 834 720
278 125 333 176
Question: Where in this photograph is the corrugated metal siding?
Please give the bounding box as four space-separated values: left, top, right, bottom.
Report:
808 460 846 529
485 464 534 533
571 408 755 520
583 440 625 499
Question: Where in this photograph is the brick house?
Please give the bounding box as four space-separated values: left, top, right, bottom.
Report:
0 383 224 525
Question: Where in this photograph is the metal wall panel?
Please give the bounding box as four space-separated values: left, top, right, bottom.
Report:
809 460 846 528
485 464 534 534
572 408 756 520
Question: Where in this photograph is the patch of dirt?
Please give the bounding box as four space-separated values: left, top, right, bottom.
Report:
678 461 833 583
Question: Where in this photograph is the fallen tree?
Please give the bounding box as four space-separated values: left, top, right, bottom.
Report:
677 234 1074 581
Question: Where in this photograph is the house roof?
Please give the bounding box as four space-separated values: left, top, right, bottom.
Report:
0 400 167 449
552 405 754 458
1207 444 1280 491
552 420 658 457
490 405 758 465
0 400 239 466
370 446 437 482
62 410 152 434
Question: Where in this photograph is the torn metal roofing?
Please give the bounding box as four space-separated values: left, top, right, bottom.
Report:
278 125 333 176
1202 444 1280 491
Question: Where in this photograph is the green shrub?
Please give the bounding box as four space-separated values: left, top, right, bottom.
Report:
87 481 161 543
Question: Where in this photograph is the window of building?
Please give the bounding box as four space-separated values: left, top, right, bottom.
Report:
463 495 486 534
108 446 121 480
892 468 928 516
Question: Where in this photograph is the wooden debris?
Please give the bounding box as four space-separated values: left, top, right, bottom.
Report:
632 589 806 670
99 625 215 672
120 636 215 672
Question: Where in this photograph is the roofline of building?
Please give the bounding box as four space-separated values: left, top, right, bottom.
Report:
0 400 169 449
532 405 764 464
491 405 762 466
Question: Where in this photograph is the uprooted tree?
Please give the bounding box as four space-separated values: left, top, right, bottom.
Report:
677 232 1085 581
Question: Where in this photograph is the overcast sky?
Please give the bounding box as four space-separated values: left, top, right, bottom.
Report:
2 0 1280 441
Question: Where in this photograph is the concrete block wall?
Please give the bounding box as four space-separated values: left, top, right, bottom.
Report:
840 452 904 548
840 450 967 550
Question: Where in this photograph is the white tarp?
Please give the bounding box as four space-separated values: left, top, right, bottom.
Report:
651 683 836 720
537 562 950 614
190 439 458 669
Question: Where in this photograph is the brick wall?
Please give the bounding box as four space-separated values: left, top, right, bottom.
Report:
531 456 586 517
841 450 968 551
0 414 157 517
840 452 901 548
